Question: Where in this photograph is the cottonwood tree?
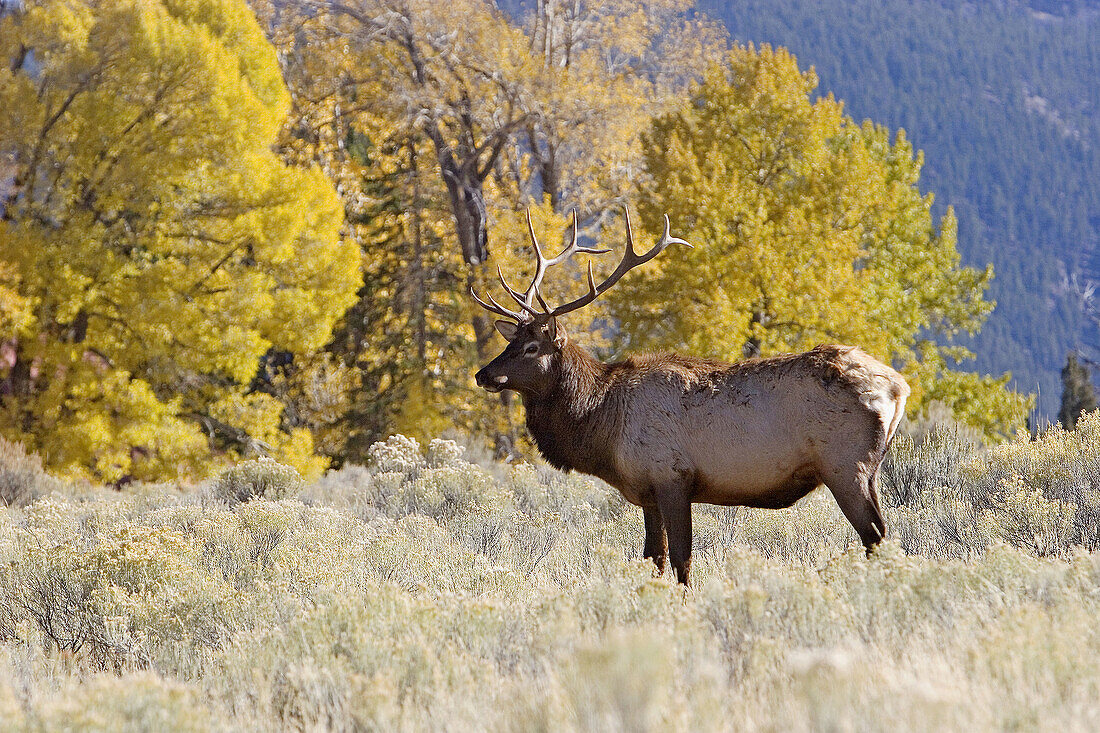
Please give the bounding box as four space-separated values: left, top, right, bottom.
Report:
0 0 360 480
505 0 726 216
301 0 550 366
256 0 722 453
605 45 1031 439
253 0 494 455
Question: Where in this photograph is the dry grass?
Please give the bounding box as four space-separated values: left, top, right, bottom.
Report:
3 418 1100 731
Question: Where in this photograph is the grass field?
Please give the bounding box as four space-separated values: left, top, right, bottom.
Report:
3 418 1100 731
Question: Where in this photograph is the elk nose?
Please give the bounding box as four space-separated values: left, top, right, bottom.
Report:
475 367 509 391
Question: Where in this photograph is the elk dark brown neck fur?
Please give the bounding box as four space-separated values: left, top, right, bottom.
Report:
520 342 620 483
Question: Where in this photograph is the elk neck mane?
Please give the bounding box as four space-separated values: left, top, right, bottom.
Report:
519 341 622 479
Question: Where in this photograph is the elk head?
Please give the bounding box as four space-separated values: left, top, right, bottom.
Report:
472 209 691 396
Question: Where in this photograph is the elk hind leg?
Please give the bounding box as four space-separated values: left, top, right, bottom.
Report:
656 489 692 585
642 505 667 573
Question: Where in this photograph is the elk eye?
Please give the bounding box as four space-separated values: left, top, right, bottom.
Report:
523 342 540 356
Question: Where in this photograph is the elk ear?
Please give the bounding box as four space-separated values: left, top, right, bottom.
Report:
494 320 519 341
548 318 567 349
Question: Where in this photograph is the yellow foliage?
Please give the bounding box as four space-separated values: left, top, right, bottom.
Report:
508 0 727 214
0 261 29 338
257 0 725 453
606 45 1031 439
0 0 360 480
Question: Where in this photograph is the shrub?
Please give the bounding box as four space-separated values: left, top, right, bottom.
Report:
880 426 972 509
426 438 465 468
7 428 1100 730
0 438 61 508
367 434 426 475
211 458 304 507
28 672 215 732
877 413 1100 558
0 510 235 671
971 412 1100 552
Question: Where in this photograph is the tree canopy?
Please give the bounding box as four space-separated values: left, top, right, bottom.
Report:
0 0 360 480
255 0 724 456
0 0 1040 479
605 46 1031 439
703 0 1100 422
1058 352 1097 430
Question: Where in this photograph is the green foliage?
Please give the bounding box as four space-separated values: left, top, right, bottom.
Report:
1058 352 1097 430
257 0 725 454
606 45 1031 439
703 0 1100 419
906 342 1035 441
0 0 360 481
265 5 495 454
331 135 477 456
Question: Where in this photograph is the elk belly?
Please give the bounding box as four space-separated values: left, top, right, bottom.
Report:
684 412 820 507
690 448 821 507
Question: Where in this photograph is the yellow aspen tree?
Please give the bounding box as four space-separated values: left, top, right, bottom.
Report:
510 0 726 216
256 0 725 452
605 46 1032 440
0 0 360 481
254 0 484 457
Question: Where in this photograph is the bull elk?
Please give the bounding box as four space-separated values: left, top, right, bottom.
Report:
471 210 910 585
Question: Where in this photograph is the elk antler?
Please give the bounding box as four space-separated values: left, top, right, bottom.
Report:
539 209 691 321
470 207 691 325
468 282 527 322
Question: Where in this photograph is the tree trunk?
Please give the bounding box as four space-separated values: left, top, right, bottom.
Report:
420 117 525 456
743 308 764 358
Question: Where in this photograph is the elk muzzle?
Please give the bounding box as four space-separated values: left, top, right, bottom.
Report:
474 366 508 393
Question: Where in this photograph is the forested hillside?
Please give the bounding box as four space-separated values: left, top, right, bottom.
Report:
700 0 1100 418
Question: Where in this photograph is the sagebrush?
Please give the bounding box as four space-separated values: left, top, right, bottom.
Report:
3 424 1100 730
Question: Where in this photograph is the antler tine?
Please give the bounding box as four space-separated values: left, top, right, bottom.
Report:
525 208 546 261
497 265 530 308
623 210 692 262
544 209 612 266
536 209 692 322
497 266 542 317
533 283 551 313
623 206 638 257
658 213 693 252
471 208 666 326
522 208 611 312
469 284 525 322
520 208 552 314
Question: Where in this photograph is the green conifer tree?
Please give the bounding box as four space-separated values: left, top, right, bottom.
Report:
1058 352 1098 430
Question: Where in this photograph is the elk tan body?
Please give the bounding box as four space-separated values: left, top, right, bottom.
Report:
472 211 910 584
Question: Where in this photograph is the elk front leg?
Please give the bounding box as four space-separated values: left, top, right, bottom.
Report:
823 465 886 556
656 489 692 585
642 505 667 573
